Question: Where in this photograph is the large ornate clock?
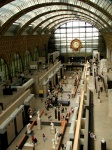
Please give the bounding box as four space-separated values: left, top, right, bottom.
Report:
70 39 82 51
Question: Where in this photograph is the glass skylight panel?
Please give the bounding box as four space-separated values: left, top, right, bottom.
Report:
107 5 112 14
77 0 83 6
93 28 98 32
68 0 74 5
108 20 112 26
77 1 89 9
29 14 61 28
90 7 96 12
97 0 103 5
14 6 56 26
106 4 112 11
48 19 65 29
94 12 109 25
42 16 67 29
103 1 111 10
99 0 105 7
89 0 96 3
34 18 43 24
0 0 41 25
101 15 110 22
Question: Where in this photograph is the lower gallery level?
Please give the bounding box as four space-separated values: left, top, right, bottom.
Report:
0 59 112 150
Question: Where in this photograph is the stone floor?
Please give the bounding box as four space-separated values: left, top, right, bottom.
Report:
7 77 78 150
6 73 112 150
93 88 112 150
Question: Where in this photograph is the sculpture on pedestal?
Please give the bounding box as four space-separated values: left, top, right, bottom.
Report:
50 122 54 129
52 139 56 149
56 128 59 140
55 132 58 145
37 110 40 120
37 110 42 129
27 123 31 134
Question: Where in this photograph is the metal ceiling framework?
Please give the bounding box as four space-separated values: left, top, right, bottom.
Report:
41 13 104 35
22 10 108 34
48 15 103 33
0 0 112 37
17 8 110 36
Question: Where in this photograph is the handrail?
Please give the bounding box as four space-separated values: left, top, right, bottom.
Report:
56 120 67 150
73 62 88 150
73 90 84 150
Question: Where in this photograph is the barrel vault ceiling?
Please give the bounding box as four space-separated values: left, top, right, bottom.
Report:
0 0 112 37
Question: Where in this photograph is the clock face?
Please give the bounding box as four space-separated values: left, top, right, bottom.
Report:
70 39 82 51
73 41 80 49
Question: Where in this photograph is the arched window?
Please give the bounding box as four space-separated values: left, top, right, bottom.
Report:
24 50 32 70
11 53 22 77
48 20 105 55
33 47 39 61
0 58 8 82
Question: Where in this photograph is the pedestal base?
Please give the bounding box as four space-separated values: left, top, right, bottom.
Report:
101 141 106 150
50 128 55 134
37 119 42 130
97 98 101 103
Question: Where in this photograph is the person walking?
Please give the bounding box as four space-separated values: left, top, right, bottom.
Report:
32 136 38 145
89 131 96 140
43 133 46 142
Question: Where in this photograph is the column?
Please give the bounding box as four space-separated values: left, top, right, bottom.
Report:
37 118 42 130
43 85 47 98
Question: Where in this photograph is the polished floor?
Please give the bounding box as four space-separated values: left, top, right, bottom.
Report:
94 83 112 150
5 72 112 150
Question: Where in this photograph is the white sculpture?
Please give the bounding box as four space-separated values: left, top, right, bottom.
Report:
37 110 40 119
37 110 42 130
56 128 59 140
55 133 58 144
27 123 31 134
50 122 54 129
101 138 105 143
52 139 56 149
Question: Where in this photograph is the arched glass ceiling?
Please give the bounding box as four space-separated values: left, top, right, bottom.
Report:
5 6 110 36
14 5 110 28
90 0 112 13
52 18 100 32
40 15 76 30
46 16 103 32
16 10 74 27
32 12 105 34
0 0 112 29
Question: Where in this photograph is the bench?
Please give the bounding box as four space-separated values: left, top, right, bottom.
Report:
17 134 29 149
17 109 44 149
56 121 67 150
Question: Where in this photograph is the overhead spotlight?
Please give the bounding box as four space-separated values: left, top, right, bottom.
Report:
29 115 32 118
28 107 32 119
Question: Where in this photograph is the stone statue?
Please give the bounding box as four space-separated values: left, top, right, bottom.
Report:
52 139 56 149
50 122 54 129
101 138 105 143
56 128 59 140
55 133 58 144
27 123 31 134
37 110 40 119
